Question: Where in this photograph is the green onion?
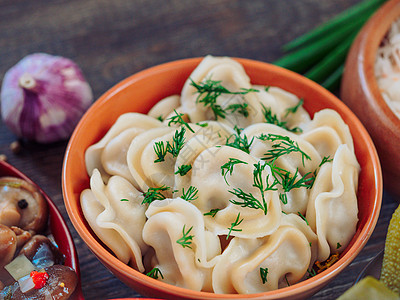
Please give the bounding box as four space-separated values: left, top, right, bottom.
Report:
282 0 387 52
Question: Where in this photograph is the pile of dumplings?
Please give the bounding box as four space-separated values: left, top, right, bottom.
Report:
80 56 360 294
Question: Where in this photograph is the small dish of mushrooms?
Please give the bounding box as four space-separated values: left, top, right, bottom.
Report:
0 161 81 300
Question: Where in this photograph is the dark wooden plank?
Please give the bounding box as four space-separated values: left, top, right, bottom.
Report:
1 1 397 299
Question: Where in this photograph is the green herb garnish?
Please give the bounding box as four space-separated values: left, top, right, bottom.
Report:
226 102 249 117
190 78 258 120
297 211 309 226
204 208 220 217
319 155 333 167
176 225 194 249
142 185 170 205
260 267 269 284
167 109 194 133
181 186 199 201
337 242 342 249
225 126 254 154
221 158 248 185
153 141 168 163
261 104 302 133
261 134 311 166
146 267 164 279
175 164 192 176
285 98 304 117
120 199 129 202
226 212 243 240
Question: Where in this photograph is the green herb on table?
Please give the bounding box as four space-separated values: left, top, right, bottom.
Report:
274 0 388 91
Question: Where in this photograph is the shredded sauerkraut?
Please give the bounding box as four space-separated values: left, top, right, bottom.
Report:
375 18 400 117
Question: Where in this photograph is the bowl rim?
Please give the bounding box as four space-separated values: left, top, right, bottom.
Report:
0 159 83 299
62 57 382 299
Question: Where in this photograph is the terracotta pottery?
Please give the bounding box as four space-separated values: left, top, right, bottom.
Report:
63 57 382 300
341 0 400 196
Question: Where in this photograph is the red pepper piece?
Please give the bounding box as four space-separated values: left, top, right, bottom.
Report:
30 270 49 289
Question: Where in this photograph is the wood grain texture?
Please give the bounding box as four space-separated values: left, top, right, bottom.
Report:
0 1 397 299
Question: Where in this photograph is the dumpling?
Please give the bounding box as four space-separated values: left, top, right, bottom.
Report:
80 169 147 272
212 225 311 294
306 144 360 261
254 85 310 132
143 198 221 292
243 123 321 214
184 145 282 238
180 55 263 128
85 113 162 184
147 95 181 121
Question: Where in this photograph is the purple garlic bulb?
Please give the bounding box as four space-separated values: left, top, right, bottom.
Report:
1 53 93 143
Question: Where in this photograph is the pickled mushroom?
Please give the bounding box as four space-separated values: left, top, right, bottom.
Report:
0 224 17 268
1 265 78 300
0 177 48 233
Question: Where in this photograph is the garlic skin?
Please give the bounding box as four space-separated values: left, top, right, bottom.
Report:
1 53 93 143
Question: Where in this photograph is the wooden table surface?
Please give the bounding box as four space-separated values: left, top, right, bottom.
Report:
0 1 398 299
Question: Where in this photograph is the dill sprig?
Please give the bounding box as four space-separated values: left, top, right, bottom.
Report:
260 267 269 284
307 268 316 279
226 212 243 240
181 186 199 201
265 160 315 205
229 162 277 215
168 127 186 157
225 126 254 154
221 158 248 185
226 102 249 117
261 103 302 133
153 141 168 163
156 115 164 122
319 155 333 167
284 98 304 117
175 164 192 176
297 211 309 225
203 208 220 217
153 127 187 163
190 78 258 120
261 134 311 167
141 185 170 205
167 109 194 133
146 267 164 279
176 225 194 249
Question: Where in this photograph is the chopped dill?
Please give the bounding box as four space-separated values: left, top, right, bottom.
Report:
203 208 220 217
297 211 309 226
261 103 302 133
167 109 194 133
260 267 269 284
226 102 249 117
153 141 168 163
146 267 164 279
156 115 164 122
226 212 243 240
181 186 199 201
120 199 129 202
176 225 194 249
319 155 333 167
225 126 254 154
261 134 311 167
284 98 304 117
141 185 170 205
175 164 192 176
190 77 258 120
221 157 248 185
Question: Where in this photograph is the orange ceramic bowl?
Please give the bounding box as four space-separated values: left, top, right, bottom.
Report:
62 57 382 300
0 160 84 300
341 0 400 196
